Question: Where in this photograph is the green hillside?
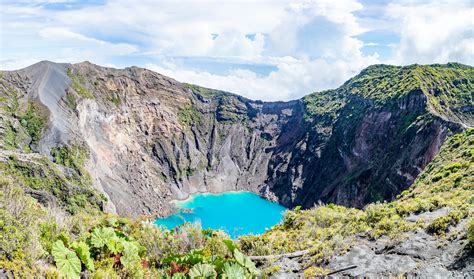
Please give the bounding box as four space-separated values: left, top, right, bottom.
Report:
0 63 472 277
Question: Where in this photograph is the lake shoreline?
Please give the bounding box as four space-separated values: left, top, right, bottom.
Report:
171 190 254 205
155 191 287 238
162 190 260 218
164 190 263 217
154 189 282 219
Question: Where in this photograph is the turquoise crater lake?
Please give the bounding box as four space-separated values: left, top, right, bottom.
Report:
155 192 286 238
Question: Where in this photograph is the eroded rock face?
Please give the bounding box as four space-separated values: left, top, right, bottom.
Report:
326 221 473 278
1 61 472 217
264 208 473 278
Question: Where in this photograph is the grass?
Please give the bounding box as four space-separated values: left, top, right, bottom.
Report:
178 103 202 127
1 122 472 279
67 69 94 99
19 102 48 146
0 175 260 278
64 92 77 110
0 64 472 277
395 128 473 211
184 84 226 98
0 153 102 214
0 81 19 116
303 89 345 123
3 121 19 150
468 219 474 243
50 144 92 186
341 63 473 104
0 80 32 151
0 178 45 276
418 63 473 115
50 145 88 173
426 210 465 236
303 63 473 122
301 63 473 205
216 95 249 124
67 68 120 108
238 128 473 268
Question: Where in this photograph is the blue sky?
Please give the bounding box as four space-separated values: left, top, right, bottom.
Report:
1 0 472 101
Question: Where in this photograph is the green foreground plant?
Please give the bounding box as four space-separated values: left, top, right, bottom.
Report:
0 127 472 278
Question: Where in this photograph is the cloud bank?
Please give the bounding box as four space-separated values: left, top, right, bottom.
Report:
1 0 472 101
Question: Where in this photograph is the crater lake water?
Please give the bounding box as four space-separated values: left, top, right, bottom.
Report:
154 192 286 238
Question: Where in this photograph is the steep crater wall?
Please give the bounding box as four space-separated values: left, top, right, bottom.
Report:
1 61 472 217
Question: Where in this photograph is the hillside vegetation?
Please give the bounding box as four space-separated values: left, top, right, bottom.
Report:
0 62 472 277
0 128 472 277
240 128 473 274
295 63 473 209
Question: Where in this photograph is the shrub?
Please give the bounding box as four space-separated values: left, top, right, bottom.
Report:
467 218 474 243
19 101 47 145
39 220 66 253
202 231 231 257
0 178 44 262
426 210 465 236
304 266 329 278
371 215 411 238
67 69 94 99
47 224 147 278
160 240 260 278
238 234 272 256
178 104 202 127
0 154 103 214
0 259 38 278
364 203 395 224
131 222 169 265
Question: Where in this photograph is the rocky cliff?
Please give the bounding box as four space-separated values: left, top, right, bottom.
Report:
0 61 472 217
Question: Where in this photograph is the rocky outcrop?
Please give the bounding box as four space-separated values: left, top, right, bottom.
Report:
264 207 472 278
327 226 472 278
1 61 472 217
273 93 462 209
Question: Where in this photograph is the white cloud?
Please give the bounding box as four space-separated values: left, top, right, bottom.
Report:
1 0 472 101
146 53 378 101
0 58 41 71
142 0 378 101
38 27 137 56
387 1 474 65
53 0 287 58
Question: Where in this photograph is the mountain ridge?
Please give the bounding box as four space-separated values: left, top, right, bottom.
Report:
0 61 472 217
0 60 473 278
8 60 473 102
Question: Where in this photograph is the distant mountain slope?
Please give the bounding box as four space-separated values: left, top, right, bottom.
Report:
274 62 473 209
0 61 472 278
0 61 472 217
241 128 473 277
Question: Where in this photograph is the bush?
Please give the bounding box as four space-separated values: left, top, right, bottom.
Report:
426 210 465 236
364 203 395 224
304 266 329 278
0 178 44 262
39 220 67 253
67 69 94 99
371 215 411 238
238 234 272 256
202 231 231 257
160 240 260 278
0 259 38 278
178 104 202 127
467 219 474 243
19 102 47 145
